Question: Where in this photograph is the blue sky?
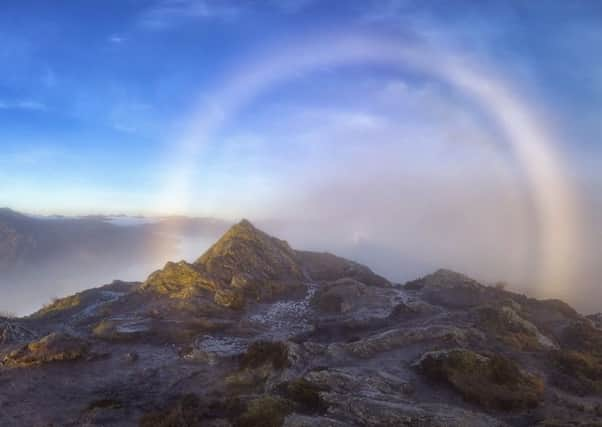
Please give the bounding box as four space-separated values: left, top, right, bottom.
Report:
1 0 602 308
0 0 600 217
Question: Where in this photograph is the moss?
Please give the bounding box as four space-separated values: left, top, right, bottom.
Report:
418 349 543 411
3 333 89 367
143 261 216 298
86 398 123 411
214 288 245 310
551 350 602 395
34 294 82 317
476 306 541 351
280 378 328 413
139 394 205 427
240 341 290 370
236 396 293 427
561 322 602 355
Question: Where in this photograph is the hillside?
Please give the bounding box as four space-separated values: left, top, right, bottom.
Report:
0 220 601 426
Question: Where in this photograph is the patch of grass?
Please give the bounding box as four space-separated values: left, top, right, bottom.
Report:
561 322 602 355
235 396 293 427
34 294 81 317
279 378 329 413
551 350 602 395
240 341 289 370
3 333 89 367
86 398 122 411
418 349 543 411
476 306 541 351
139 394 205 427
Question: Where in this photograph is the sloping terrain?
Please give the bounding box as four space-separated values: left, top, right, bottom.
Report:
0 208 230 315
0 220 601 426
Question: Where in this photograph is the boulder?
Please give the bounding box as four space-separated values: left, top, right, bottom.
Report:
295 250 390 287
409 269 489 308
338 325 479 358
416 348 544 410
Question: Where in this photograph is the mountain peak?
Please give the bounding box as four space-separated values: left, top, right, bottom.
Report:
194 219 304 285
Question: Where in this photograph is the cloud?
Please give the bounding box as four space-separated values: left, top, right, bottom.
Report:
108 35 125 44
139 0 242 29
0 99 47 111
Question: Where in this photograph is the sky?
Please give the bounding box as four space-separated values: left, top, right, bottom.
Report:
1 0 602 310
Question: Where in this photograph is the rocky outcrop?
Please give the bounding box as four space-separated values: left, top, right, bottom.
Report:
323 394 507 427
475 304 557 350
295 250 389 287
0 319 37 345
310 277 389 314
2 332 90 367
416 348 544 410
337 325 480 358
143 261 217 298
1 221 601 427
197 219 304 285
406 269 490 308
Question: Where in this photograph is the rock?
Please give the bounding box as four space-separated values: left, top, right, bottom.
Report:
143 261 216 297
587 313 602 329
323 393 507 427
123 352 138 363
295 250 390 287
139 394 206 427
2 332 89 367
239 341 290 371
305 367 414 398
311 278 368 314
196 219 304 285
416 348 544 410
283 414 347 427
550 323 602 395
550 349 602 395
337 325 479 358
475 305 558 350
388 299 441 321
237 396 293 427
0 319 37 345
410 269 489 308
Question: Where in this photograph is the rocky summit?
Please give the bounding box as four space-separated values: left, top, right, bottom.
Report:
0 221 601 426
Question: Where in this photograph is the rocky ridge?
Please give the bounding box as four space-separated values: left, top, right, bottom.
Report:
0 220 601 426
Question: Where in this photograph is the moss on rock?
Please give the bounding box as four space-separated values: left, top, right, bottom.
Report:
236 396 293 427
417 348 543 410
240 341 290 370
2 332 89 367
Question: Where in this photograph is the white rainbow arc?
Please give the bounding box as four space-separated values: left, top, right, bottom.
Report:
158 34 579 296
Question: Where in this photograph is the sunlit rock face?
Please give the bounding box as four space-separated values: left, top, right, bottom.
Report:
0 221 601 426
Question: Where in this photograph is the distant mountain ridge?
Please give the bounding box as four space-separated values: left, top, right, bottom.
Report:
0 208 231 315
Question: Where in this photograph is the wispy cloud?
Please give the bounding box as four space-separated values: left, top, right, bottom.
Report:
108 35 125 44
0 99 47 111
139 0 242 29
